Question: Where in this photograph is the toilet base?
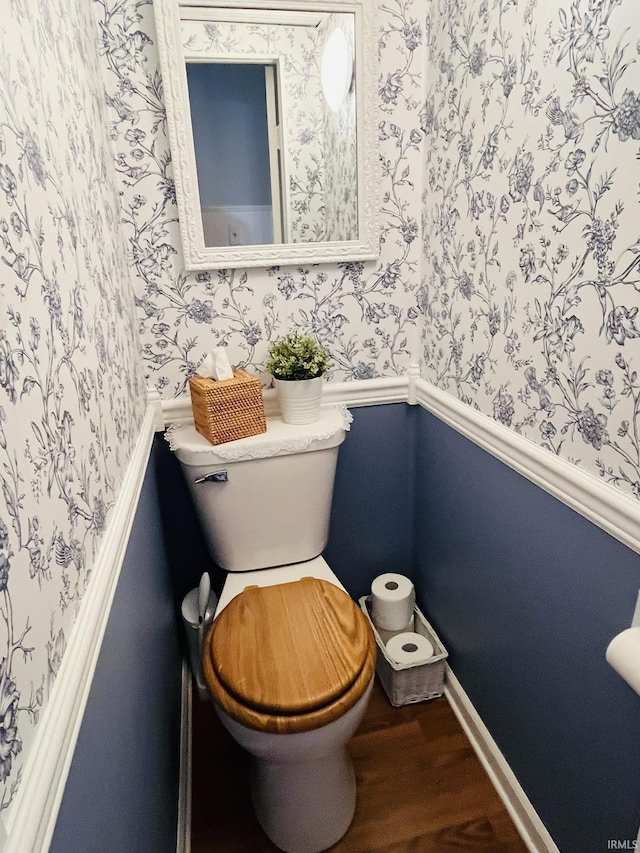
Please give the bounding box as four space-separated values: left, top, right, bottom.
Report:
251 748 356 853
214 679 373 853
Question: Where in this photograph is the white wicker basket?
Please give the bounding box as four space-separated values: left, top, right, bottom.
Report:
359 595 448 707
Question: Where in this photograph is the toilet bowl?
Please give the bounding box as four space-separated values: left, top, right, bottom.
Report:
216 680 374 853
168 408 376 853
204 569 376 853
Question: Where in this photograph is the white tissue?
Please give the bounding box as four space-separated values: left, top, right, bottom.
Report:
606 627 640 696
386 632 434 666
371 573 415 631
198 348 234 381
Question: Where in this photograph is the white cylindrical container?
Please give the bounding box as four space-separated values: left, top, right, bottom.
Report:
386 632 434 667
371 573 415 632
375 615 415 647
274 376 323 425
606 627 640 695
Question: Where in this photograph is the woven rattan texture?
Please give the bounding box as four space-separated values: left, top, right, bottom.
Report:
189 370 266 445
360 597 448 707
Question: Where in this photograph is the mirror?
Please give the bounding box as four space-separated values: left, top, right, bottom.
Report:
186 61 281 247
153 0 378 269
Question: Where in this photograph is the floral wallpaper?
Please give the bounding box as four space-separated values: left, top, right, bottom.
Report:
318 12 358 243
0 0 146 814
2 0 637 831
97 0 423 397
0 0 636 827
184 13 358 243
421 0 640 500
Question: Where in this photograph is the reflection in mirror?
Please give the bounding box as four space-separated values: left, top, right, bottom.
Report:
186 62 281 246
182 13 358 248
153 0 377 269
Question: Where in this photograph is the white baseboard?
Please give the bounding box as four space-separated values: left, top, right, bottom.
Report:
176 661 192 853
3 408 156 853
444 665 559 853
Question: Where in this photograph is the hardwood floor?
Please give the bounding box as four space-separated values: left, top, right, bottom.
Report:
191 678 529 853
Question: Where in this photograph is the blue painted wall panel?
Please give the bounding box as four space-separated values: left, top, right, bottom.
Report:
187 63 272 208
154 433 222 603
413 407 640 853
324 403 416 599
51 447 182 853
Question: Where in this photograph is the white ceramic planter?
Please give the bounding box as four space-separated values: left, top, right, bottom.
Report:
274 376 324 424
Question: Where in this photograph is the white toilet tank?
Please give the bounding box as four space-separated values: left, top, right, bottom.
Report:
167 407 351 572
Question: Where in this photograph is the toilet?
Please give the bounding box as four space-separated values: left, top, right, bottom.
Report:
168 407 377 853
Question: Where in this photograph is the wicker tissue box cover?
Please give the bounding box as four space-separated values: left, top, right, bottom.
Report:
360 595 448 707
189 369 266 446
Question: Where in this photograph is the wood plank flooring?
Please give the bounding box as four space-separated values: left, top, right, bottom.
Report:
191 678 529 853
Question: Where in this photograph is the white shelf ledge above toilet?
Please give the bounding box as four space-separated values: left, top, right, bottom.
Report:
166 405 353 464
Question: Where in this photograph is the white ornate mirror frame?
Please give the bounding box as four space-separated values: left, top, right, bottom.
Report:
153 0 378 270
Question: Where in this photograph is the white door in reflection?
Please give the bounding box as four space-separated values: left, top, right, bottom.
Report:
186 61 288 247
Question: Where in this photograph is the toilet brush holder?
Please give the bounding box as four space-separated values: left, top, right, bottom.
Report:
181 586 217 700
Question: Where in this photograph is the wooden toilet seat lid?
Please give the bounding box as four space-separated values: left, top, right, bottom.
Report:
208 577 372 716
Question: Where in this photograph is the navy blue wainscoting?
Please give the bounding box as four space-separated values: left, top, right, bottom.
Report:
413 407 640 853
324 403 417 599
51 450 183 853
154 433 223 603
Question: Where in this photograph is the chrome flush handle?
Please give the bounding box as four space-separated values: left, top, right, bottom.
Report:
194 470 228 484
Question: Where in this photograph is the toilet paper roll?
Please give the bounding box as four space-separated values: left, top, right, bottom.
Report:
371 573 415 631
376 615 415 647
385 632 434 667
606 627 640 696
